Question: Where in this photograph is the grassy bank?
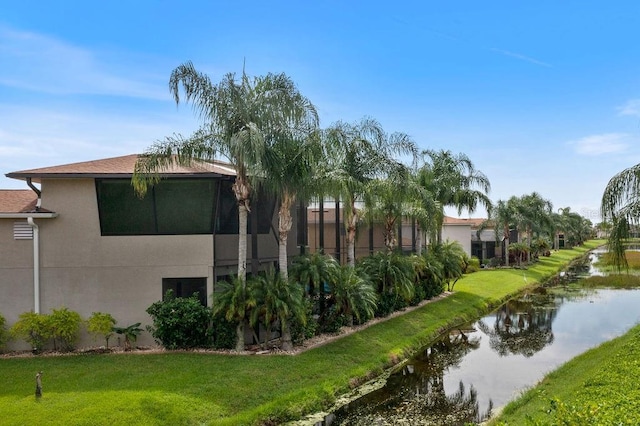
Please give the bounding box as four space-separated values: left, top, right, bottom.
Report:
491 323 640 425
0 241 603 425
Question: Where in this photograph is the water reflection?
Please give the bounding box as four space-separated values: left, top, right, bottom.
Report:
329 331 490 425
476 289 557 358
323 282 640 425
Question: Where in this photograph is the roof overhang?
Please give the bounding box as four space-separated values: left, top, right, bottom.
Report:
0 212 59 219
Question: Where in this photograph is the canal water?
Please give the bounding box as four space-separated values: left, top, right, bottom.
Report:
321 250 640 425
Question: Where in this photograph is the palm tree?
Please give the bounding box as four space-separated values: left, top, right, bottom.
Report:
365 163 422 252
330 266 377 327
132 63 311 351
513 192 553 262
418 150 492 244
431 240 468 291
322 118 416 267
358 251 415 301
289 251 339 317
601 164 640 269
261 97 320 281
212 275 256 353
249 268 305 351
490 197 522 267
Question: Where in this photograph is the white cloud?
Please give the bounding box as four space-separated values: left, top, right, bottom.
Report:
617 99 640 117
568 133 630 156
0 25 168 100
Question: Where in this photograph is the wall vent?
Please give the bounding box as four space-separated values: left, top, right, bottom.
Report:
14 221 33 240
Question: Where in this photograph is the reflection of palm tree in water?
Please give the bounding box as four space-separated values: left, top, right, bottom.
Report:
333 331 492 425
477 295 558 358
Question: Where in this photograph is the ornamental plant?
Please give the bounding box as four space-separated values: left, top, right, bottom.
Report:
49 307 83 351
146 290 212 349
10 311 52 353
87 312 117 348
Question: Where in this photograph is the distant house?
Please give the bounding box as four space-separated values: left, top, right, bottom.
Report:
305 203 500 263
0 155 293 349
442 216 501 263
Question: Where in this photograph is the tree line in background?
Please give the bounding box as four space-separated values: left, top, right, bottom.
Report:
121 62 594 352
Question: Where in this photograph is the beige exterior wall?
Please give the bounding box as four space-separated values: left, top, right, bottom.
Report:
441 224 472 257
1 178 288 351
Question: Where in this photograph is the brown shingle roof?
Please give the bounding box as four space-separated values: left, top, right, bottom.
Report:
0 190 38 213
6 154 237 183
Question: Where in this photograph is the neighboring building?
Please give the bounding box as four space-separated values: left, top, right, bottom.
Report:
305 204 499 263
306 204 418 263
0 155 293 349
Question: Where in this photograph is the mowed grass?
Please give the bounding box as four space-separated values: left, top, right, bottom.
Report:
491 323 640 425
0 241 603 425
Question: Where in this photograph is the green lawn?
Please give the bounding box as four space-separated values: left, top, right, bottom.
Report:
0 241 603 425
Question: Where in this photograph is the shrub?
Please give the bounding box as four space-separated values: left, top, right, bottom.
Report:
146 291 212 350
423 278 445 299
87 312 117 348
410 283 427 306
319 305 345 334
49 307 82 351
0 313 9 351
210 312 237 350
10 311 52 353
466 256 481 273
375 292 398 317
290 298 318 345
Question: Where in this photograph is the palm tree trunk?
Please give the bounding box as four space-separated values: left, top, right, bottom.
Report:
281 322 293 351
416 225 423 255
233 177 251 352
346 204 358 267
278 192 295 281
235 321 245 352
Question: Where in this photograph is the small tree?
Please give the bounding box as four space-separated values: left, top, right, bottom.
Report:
49 307 82 352
87 312 117 348
10 311 52 353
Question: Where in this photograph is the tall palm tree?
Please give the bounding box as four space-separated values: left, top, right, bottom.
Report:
365 163 422 252
261 96 320 281
133 62 309 351
513 192 553 262
417 150 492 244
490 198 518 267
601 164 640 269
322 118 416 267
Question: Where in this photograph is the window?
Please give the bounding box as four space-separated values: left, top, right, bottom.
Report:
96 178 216 235
96 178 276 236
162 277 207 306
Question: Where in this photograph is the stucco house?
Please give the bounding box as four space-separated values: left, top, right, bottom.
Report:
0 154 295 349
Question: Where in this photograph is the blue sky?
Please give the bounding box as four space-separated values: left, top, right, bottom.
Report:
1 1 640 221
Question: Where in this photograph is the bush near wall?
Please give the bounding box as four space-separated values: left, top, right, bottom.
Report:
146 291 212 350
